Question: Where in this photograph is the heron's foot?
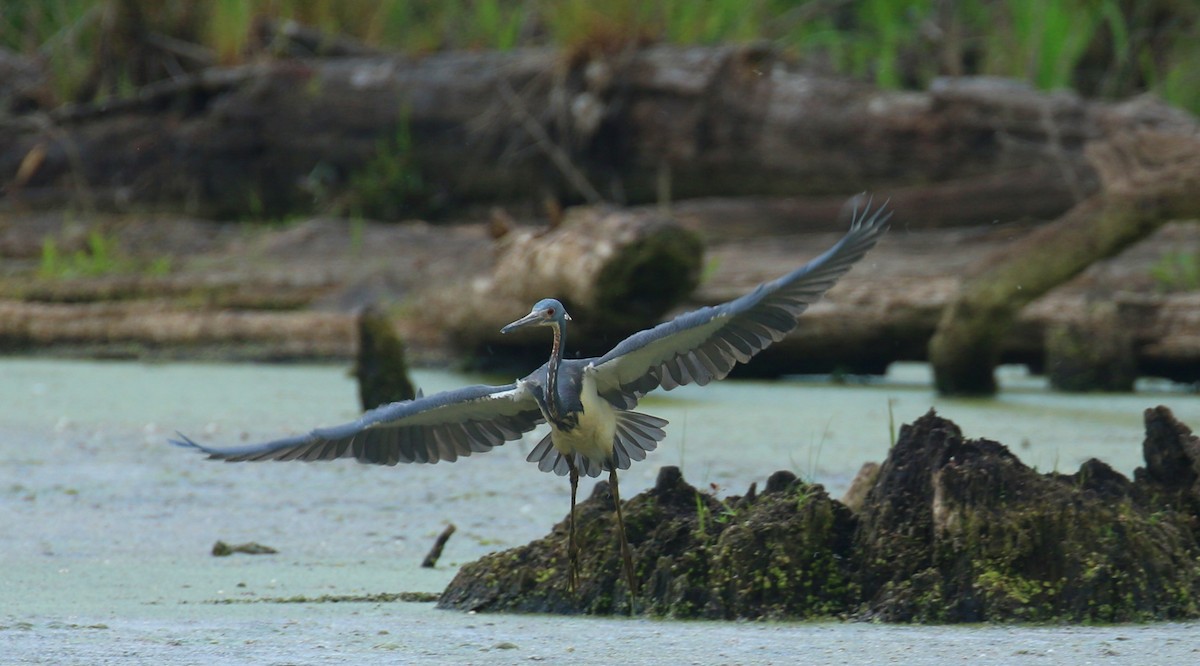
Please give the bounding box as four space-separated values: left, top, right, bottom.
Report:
617 535 637 614
566 533 581 595
568 547 580 595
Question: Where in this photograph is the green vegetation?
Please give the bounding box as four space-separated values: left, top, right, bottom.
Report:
38 230 171 279
4 0 1199 114
345 112 429 221
693 490 709 535
1150 249 1200 292
887 397 897 447
207 591 440 604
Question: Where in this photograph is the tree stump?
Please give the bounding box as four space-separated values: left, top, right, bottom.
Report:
1044 303 1136 392
355 306 416 410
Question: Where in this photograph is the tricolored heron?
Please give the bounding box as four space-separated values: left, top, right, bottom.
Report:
173 199 891 610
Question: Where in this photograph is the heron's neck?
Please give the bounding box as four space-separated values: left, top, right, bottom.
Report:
547 321 566 422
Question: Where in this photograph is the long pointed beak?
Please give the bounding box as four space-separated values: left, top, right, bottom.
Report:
500 311 541 334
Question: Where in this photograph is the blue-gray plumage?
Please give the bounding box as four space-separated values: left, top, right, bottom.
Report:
172 198 891 610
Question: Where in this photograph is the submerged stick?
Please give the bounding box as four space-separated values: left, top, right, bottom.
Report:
421 524 457 568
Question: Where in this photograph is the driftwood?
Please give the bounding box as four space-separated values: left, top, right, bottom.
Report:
430 206 703 356
211 540 277 556
420 524 457 569
0 300 355 359
2 46 1192 219
929 130 1200 395
2 203 1198 380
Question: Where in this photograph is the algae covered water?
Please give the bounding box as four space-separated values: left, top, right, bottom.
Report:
2 358 1197 664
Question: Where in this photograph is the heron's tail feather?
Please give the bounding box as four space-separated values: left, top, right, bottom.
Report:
526 411 669 477
528 432 559 473
611 411 668 471
527 433 599 476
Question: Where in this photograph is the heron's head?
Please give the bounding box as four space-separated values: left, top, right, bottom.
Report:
500 298 572 334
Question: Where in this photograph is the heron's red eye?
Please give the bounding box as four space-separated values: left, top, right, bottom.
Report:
546 308 555 316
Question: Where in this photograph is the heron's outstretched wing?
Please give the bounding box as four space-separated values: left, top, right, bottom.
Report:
172 383 544 465
590 200 891 408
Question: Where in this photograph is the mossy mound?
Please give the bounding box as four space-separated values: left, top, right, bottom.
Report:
437 466 857 618
859 410 1200 622
438 406 1200 622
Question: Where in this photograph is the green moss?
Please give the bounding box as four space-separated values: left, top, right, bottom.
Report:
702 480 858 619
593 225 704 329
926 464 1200 622
443 415 1200 622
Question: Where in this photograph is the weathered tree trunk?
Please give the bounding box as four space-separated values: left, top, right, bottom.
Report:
929 130 1200 395
355 306 416 410
2 46 1190 219
0 300 355 359
1043 302 1136 391
428 206 703 357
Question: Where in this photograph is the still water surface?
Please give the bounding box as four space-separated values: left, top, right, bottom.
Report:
2 359 1196 664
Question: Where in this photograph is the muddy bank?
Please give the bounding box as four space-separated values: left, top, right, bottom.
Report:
440 406 1200 621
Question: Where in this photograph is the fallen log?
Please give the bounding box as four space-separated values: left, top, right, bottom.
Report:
3 206 1198 381
0 300 355 360
929 130 1200 395
663 168 1091 242
2 46 1191 219
428 206 703 357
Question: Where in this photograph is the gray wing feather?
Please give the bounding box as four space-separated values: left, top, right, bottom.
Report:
591 200 890 407
172 383 544 466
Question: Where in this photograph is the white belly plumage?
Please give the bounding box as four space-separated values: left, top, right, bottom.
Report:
548 368 617 464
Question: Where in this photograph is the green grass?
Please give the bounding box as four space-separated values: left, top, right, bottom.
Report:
3 1 1198 113
345 110 428 220
993 0 1101 90
38 230 171 279
1150 250 1200 293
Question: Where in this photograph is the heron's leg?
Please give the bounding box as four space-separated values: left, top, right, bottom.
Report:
566 456 580 596
608 466 638 615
